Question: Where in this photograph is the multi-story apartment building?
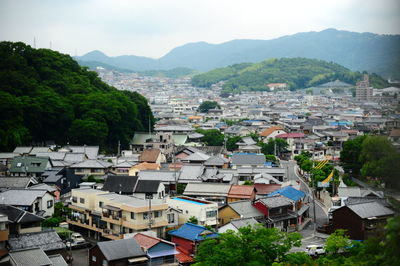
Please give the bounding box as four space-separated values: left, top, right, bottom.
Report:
67 188 168 240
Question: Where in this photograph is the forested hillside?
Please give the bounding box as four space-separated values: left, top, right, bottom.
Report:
0 42 154 151
191 58 389 93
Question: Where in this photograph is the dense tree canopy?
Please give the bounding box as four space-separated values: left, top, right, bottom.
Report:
0 42 154 151
197 101 220 113
196 129 224 146
191 58 388 93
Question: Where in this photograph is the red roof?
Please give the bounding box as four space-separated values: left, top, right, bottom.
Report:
259 126 283 137
275 133 304 138
228 185 255 198
133 233 160 250
254 184 281 195
175 246 194 263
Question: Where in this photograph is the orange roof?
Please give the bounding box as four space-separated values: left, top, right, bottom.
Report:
259 126 283 137
134 162 161 170
176 246 194 263
228 185 255 198
133 233 160 249
188 116 202 120
139 149 161 163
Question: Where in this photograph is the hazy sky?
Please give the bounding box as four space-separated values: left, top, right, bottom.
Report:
1 0 399 58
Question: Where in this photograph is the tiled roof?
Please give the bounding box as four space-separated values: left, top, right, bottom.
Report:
231 154 266 165
168 223 219 242
0 189 48 206
133 162 161 171
254 184 281 195
259 126 283 137
275 133 304 138
134 180 161 193
97 238 146 261
140 149 161 163
345 202 394 219
228 185 255 198
175 246 194 263
257 195 292 208
9 248 53 266
8 230 66 252
268 186 305 202
70 159 112 169
183 183 231 197
133 233 160 249
227 200 263 218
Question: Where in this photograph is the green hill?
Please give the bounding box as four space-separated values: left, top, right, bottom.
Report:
0 42 154 151
191 58 389 93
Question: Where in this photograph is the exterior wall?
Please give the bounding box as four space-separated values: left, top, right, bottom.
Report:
263 130 286 142
38 192 55 217
74 168 107 176
218 206 240 226
331 207 363 240
218 223 238 233
89 245 108 266
253 202 269 216
167 198 218 226
171 236 194 255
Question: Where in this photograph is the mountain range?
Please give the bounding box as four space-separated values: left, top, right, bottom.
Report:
76 29 400 79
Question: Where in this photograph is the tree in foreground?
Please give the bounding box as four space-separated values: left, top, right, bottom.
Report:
197 101 220 113
194 225 307 266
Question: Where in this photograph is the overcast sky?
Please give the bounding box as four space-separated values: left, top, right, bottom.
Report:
1 0 399 58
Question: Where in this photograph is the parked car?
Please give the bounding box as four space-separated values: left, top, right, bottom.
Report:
306 245 325 256
66 232 89 249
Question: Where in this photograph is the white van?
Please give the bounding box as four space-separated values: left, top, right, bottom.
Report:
306 245 325 256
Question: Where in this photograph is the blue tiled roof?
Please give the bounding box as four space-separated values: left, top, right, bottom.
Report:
268 186 305 202
168 223 219 241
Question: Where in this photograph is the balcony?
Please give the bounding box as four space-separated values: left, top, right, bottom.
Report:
102 229 123 240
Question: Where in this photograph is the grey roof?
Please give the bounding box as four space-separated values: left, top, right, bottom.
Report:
67 146 99 160
36 152 66 161
70 159 112 169
257 195 292 208
182 152 210 162
0 153 18 159
237 137 257 146
183 183 231 197
230 217 259 229
204 156 229 166
179 165 204 182
29 183 57 193
138 170 177 182
0 205 44 223
13 147 33 154
0 177 35 189
345 201 394 219
9 156 52 173
48 254 68 266
64 153 86 163
30 147 51 155
232 154 266 165
42 170 63 183
135 180 161 193
345 197 391 208
9 248 52 266
8 230 66 252
96 238 146 261
102 175 138 194
228 200 263 218
0 189 48 206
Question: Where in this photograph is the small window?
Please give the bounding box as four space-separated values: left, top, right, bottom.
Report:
168 213 175 223
92 256 96 262
16 163 22 167
80 198 85 204
206 210 217 218
154 211 161 218
131 212 135 220
110 223 114 230
47 200 53 208
102 259 108 266
72 197 77 203
143 212 149 220
99 201 104 208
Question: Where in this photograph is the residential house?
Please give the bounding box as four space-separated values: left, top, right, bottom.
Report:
0 189 55 217
9 156 53 180
178 165 204 184
203 156 229 168
0 205 44 236
0 213 8 257
218 217 259 233
218 200 263 226
227 185 256 203
133 233 177 265
254 184 281 198
58 145 99 160
102 175 139 195
231 153 266 170
236 137 261 153
89 238 148 266
329 201 394 240
253 173 282 184
128 162 161 176
12 147 33 156
0 153 18 169
70 160 113 177
42 168 81 196
183 183 231 205
253 195 297 231
67 188 169 240
166 196 218 226
138 170 177 193
275 133 305 159
259 126 286 142
0 177 37 191
4 247 68 266
139 149 164 164
224 126 251 137
111 160 136 175
168 223 218 258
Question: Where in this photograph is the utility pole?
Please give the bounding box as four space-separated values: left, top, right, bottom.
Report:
312 160 317 234
146 193 153 230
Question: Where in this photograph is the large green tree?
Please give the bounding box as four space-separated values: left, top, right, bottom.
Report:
194 226 304 266
340 135 367 176
198 101 220 113
196 129 224 146
0 41 154 151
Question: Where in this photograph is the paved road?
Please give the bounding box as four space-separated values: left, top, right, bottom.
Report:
281 160 328 226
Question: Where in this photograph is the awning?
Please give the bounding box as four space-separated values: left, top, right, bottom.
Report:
148 249 179 258
103 205 120 211
128 257 148 263
297 205 310 216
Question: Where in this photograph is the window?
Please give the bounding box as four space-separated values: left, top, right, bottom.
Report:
154 211 161 218
206 210 217 218
99 201 104 208
110 223 114 230
72 197 77 203
16 162 22 167
92 256 96 262
130 212 135 220
102 259 108 266
143 212 149 220
80 198 85 204
167 213 175 223
47 200 53 208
